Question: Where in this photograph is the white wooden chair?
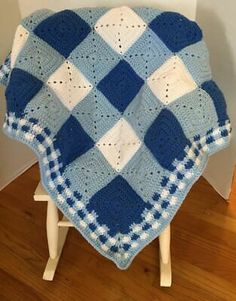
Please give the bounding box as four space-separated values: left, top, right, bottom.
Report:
34 182 172 286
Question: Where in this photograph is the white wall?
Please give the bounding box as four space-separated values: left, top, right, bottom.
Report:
197 0 236 198
0 0 36 190
18 0 196 19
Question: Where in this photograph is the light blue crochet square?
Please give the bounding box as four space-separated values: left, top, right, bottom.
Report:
124 27 172 79
21 9 53 32
121 143 169 201
123 84 164 140
64 146 117 202
69 30 121 84
133 7 162 24
72 88 121 141
178 40 212 85
168 87 219 138
74 7 110 27
24 85 70 136
14 34 64 82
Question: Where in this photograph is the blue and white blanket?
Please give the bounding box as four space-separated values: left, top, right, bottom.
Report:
0 6 231 269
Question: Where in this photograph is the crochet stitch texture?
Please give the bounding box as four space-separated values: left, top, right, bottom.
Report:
0 6 231 269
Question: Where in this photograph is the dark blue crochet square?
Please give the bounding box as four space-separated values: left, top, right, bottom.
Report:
149 12 202 52
201 80 229 123
144 109 190 171
86 175 148 236
34 10 91 58
5 68 43 117
54 115 94 168
97 60 144 113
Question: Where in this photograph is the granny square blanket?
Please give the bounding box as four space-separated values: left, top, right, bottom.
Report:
0 6 231 269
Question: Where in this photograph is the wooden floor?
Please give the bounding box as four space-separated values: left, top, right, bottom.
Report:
0 164 236 301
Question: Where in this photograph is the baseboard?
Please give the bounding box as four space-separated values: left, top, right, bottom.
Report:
0 158 37 191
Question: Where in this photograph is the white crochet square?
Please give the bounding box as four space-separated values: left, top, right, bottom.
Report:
11 25 29 68
47 60 93 111
147 56 197 105
96 118 141 172
95 6 147 54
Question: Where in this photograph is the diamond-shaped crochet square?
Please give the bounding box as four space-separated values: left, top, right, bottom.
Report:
72 89 121 141
5 68 43 117
149 12 202 52
65 147 116 199
178 41 211 85
95 6 147 54
147 56 197 105
24 86 70 136
124 28 172 79
122 144 165 200
167 87 218 138
54 115 94 167
15 35 64 82
96 118 141 172
123 85 164 140
34 10 91 58
144 109 190 171
86 175 147 236
47 60 93 111
97 60 144 113
69 31 120 84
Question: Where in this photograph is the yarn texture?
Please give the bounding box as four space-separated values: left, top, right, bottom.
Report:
0 6 232 269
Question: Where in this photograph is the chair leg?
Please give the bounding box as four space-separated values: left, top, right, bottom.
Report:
43 200 69 281
159 224 172 287
46 199 59 259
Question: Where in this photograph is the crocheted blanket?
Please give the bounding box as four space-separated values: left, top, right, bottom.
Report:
0 6 231 269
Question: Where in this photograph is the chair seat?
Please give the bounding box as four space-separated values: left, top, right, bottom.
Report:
34 182 52 201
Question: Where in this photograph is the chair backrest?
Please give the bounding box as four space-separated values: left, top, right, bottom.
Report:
18 0 197 20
